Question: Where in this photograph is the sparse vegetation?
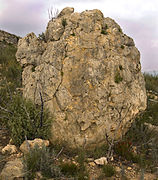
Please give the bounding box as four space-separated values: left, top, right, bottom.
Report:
0 41 52 147
121 73 158 173
121 45 125 49
71 32 75 36
144 73 158 92
0 42 21 88
102 164 116 177
118 27 122 33
1 94 52 146
23 145 62 179
60 162 78 176
38 32 46 42
62 18 67 27
114 70 123 83
101 24 108 35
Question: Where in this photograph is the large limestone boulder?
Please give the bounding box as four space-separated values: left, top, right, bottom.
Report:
16 7 147 149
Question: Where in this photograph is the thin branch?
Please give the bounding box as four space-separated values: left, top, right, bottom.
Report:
0 105 13 114
55 147 64 160
39 92 44 128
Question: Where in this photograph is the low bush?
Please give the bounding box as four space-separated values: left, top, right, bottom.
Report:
23 145 62 179
60 162 78 176
102 164 116 177
0 94 52 146
0 43 21 87
114 71 123 83
144 73 158 92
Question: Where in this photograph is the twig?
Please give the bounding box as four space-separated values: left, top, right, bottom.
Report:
39 92 44 128
55 147 64 160
25 135 30 152
0 105 13 114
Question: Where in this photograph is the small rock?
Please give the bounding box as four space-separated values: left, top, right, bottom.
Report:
35 171 43 179
16 152 23 158
127 167 132 170
20 138 49 154
87 158 94 162
115 166 121 172
94 157 107 165
89 162 96 167
0 158 24 180
1 144 18 154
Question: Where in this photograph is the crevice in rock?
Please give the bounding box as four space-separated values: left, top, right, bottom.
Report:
53 43 68 111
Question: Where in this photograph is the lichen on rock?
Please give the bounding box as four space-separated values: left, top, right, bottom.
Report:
16 7 147 149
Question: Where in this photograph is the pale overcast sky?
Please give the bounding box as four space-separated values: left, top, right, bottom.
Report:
0 0 158 72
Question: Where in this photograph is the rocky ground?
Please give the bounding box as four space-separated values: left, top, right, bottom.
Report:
0 128 10 173
0 130 157 180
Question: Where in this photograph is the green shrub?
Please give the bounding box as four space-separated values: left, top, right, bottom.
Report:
1 95 52 146
118 28 122 33
87 144 108 159
114 71 123 83
144 73 158 92
102 164 115 177
23 145 62 179
76 150 89 180
60 162 78 176
38 32 46 42
101 24 108 35
121 45 124 49
114 140 140 162
119 65 123 70
71 32 75 36
0 43 22 87
62 18 67 27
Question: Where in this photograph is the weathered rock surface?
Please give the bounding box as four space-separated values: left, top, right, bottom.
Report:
20 138 49 154
0 30 20 46
1 144 17 155
0 158 24 180
94 157 108 165
16 7 147 149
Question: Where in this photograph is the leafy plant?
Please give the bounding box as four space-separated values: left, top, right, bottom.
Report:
121 45 124 49
71 32 75 36
114 71 123 83
114 140 140 162
0 43 22 87
119 65 123 70
38 32 46 42
62 18 67 27
23 145 62 179
102 164 116 177
87 144 108 159
76 150 89 180
143 73 158 92
60 162 78 176
101 24 108 35
1 95 52 146
118 28 122 33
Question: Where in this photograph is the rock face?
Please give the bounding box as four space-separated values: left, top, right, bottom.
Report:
16 7 147 149
20 138 49 154
0 30 20 46
0 158 24 180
